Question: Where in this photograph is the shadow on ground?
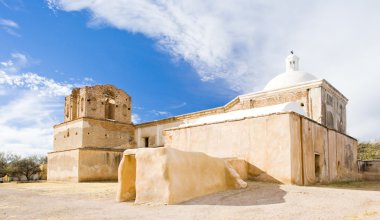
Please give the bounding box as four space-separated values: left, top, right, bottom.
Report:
181 182 286 206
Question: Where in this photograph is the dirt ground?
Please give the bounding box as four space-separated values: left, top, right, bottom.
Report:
1 181 380 220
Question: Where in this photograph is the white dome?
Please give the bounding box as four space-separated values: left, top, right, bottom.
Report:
264 70 317 91
264 52 319 91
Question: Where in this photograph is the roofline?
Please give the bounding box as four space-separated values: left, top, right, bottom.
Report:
135 78 348 128
163 111 357 141
238 79 348 102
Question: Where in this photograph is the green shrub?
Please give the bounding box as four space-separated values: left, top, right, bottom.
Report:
358 141 380 160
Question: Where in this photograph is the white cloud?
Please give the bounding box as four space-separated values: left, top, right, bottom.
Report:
0 71 74 96
0 53 89 155
1 52 29 73
0 18 18 28
50 0 380 141
150 110 171 117
0 92 60 155
170 102 187 109
132 113 141 124
0 53 76 96
0 18 20 37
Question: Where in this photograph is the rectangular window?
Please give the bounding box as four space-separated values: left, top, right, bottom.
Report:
315 154 321 181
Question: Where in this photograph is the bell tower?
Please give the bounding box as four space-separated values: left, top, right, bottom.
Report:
48 85 135 182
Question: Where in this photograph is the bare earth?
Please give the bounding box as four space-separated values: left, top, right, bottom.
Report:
1 181 380 220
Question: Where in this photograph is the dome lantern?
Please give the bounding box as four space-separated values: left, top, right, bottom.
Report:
263 52 318 91
286 51 299 72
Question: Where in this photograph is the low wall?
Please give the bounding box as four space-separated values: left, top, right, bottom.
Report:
117 147 246 204
358 160 380 181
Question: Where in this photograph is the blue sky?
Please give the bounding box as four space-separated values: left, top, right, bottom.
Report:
0 0 236 119
1 0 380 155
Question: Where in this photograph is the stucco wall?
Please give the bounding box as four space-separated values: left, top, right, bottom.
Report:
48 149 79 182
135 80 349 149
54 118 135 151
289 115 358 185
165 113 294 184
117 147 246 204
81 118 135 149
48 148 123 182
164 112 358 185
78 149 123 181
135 121 183 148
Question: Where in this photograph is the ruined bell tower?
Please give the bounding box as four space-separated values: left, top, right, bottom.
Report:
48 85 135 182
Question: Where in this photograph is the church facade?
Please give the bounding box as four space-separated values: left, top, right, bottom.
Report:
48 54 359 185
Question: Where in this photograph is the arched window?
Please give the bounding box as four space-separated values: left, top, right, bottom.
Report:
80 97 84 112
105 98 116 120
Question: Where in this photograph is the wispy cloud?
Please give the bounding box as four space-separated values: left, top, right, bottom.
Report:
49 0 380 141
0 53 74 96
0 0 24 10
0 18 18 28
0 53 90 155
150 110 171 117
170 102 187 109
0 18 20 37
1 52 29 73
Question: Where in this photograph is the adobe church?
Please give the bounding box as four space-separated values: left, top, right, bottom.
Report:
48 53 358 187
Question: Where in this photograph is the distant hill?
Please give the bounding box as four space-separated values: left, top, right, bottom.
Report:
358 141 380 160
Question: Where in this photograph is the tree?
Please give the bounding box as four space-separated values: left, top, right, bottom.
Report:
38 155 47 164
0 153 21 178
358 141 380 160
0 153 48 181
11 156 42 181
0 152 6 177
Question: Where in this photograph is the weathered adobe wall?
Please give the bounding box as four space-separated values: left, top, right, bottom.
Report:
64 85 132 124
321 87 347 133
358 160 380 181
48 149 79 182
135 121 183 148
136 80 348 150
231 82 347 134
78 149 123 181
227 89 311 115
164 113 294 184
54 118 135 151
289 115 358 185
48 148 123 182
117 147 246 204
164 112 358 185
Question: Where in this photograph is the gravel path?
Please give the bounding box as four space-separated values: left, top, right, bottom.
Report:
0 181 380 220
